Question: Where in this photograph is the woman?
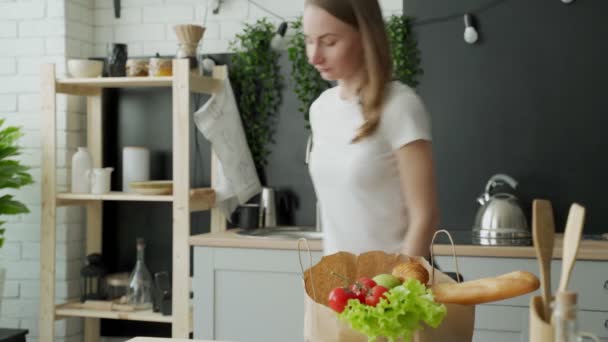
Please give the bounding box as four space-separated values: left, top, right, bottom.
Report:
305 0 439 257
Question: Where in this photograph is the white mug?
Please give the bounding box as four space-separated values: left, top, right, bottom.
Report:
86 167 114 194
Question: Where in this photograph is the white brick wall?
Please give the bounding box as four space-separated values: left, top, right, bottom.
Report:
92 0 403 57
0 0 91 341
1 0 402 341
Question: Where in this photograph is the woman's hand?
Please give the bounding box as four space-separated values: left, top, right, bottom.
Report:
395 139 439 258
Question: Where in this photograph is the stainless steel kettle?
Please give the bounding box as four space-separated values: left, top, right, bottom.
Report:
472 173 531 245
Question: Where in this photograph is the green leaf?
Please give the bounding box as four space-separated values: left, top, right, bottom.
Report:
339 279 446 342
0 119 33 247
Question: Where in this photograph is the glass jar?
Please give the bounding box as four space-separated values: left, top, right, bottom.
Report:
552 291 600 342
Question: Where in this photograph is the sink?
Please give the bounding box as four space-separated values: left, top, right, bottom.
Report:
236 226 323 240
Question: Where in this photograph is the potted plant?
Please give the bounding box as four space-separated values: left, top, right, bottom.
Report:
228 18 283 185
0 119 33 311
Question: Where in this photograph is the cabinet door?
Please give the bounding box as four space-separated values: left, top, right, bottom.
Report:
194 247 323 342
473 305 528 342
579 310 608 341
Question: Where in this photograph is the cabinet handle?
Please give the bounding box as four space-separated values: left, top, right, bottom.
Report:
605 280 608 290
605 319 608 329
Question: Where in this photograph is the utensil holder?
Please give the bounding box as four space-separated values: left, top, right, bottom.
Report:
529 295 553 342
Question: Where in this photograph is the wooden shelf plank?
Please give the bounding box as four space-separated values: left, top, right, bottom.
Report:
56 73 223 94
56 188 215 209
190 188 215 212
189 74 223 94
57 76 173 89
57 191 173 203
55 303 172 323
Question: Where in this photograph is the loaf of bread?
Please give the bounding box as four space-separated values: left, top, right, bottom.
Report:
431 271 540 305
392 261 430 284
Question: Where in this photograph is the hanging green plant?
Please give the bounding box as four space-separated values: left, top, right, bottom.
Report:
386 14 422 87
287 18 331 129
0 119 33 248
229 18 283 176
287 15 422 129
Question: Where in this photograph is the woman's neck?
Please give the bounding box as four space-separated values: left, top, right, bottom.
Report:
338 69 366 101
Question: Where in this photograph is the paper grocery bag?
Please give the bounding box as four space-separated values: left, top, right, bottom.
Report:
529 296 553 342
302 251 474 342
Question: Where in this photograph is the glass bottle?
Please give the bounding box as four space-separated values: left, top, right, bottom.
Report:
127 238 153 309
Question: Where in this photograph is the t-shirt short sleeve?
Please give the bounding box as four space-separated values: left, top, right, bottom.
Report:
380 83 432 150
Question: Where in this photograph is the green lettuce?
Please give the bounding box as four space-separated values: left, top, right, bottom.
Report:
338 279 447 342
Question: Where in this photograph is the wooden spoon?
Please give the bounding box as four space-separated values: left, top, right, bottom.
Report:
558 203 586 293
532 199 555 321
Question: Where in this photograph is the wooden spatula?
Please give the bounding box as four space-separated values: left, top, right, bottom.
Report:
558 203 586 293
532 199 555 321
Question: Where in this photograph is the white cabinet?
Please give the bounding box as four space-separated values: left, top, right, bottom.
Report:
434 255 608 341
193 247 322 342
192 247 607 342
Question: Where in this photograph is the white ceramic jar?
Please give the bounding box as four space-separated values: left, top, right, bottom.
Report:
122 146 150 193
71 147 92 193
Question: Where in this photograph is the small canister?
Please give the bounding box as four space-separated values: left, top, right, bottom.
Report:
149 57 172 76
126 59 148 77
105 272 130 301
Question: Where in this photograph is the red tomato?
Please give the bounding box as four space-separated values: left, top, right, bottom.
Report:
365 285 389 307
328 287 356 313
348 277 376 304
349 283 367 303
357 277 377 289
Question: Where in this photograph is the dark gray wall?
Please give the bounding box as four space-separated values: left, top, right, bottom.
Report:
404 0 608 233
100 54 314 336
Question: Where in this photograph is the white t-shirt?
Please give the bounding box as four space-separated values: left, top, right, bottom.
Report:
308 81 432 255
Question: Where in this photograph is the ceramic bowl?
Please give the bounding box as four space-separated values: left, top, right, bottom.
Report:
67 59 104 78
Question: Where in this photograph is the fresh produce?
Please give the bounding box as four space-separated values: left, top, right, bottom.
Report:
372 273 402 289
349 277 376 304
364 285 388 307
325 260 446 342
340 278 446 342
328 286 356 313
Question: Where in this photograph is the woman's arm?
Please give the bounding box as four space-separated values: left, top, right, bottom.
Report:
395 139 439 257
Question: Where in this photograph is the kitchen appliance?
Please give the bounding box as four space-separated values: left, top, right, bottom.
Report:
472 173 531 245
259 187 277 227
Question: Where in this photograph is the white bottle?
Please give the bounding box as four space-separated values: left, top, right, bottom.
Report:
71 147 92 193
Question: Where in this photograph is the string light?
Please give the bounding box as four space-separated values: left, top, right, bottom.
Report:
209 0 574 47
463 14 479 44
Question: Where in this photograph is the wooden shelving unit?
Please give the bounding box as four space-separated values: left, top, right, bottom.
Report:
39 59 227 342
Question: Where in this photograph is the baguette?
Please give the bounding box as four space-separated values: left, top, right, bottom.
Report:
431 271 540 305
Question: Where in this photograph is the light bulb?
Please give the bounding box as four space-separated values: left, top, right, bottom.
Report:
464 27 479 44
561 0 574 3
463 14 479 44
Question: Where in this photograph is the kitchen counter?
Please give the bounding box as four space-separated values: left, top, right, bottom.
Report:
189 229 608 260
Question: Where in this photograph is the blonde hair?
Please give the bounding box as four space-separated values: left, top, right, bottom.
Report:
306 0 393 142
